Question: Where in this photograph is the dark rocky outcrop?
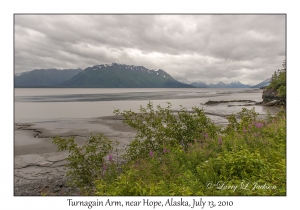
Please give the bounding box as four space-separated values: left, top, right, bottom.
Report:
262 88 281 102
262 88 285 106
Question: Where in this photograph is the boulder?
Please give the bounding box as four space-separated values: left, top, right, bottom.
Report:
262 88 281 102
264 100 278 106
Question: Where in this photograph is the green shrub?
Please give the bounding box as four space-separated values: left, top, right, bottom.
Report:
95 106 286 196
95 145 206 196
52 103 286 196
52 134 115 195
113 102 220 162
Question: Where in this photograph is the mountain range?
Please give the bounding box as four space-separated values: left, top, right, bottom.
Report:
14 63 270 88
14 63 193 88
14 68 82 87
250 78 271 88
190 81 251 88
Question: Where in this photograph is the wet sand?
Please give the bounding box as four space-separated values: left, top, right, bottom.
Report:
15 117 134 156
14 117 136 195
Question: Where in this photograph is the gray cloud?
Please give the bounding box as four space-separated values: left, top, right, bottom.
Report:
14 14 285 85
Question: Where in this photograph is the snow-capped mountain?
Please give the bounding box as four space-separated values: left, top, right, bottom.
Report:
251 78 271 88
59 63 194 88
189 81 251 88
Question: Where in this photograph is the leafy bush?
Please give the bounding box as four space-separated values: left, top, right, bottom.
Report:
95 106 286 196
225 107 258 134
113 102 220 162
52 134 115 195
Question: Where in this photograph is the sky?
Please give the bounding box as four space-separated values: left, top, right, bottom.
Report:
14 14 286 85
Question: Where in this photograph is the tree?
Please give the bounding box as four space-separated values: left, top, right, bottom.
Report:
267 60 286 98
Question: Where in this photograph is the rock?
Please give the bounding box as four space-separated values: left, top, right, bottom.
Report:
262 88 282 102
264 100 278 106
262 88 286 106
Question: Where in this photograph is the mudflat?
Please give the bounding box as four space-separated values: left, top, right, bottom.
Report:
14 116 135 195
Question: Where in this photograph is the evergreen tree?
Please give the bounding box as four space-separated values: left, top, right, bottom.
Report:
267 60 286 98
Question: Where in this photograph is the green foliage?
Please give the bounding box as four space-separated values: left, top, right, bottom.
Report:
96 145 207 196
113 102 220 162
225 107 258 134
52 134 114 195
52 102 286 196
267 60 286 97
95 105 286 196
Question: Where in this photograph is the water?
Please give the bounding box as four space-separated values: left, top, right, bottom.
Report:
14 88 275 123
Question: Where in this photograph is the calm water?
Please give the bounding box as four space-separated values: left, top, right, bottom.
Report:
15 88 282 157
14 88 277 123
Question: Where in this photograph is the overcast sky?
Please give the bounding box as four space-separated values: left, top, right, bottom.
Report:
15 15 285 85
